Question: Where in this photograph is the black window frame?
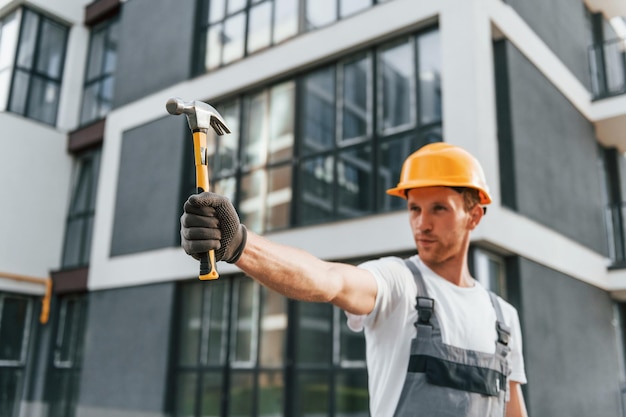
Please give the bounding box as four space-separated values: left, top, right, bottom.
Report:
190 26 443 234
6 6 69 126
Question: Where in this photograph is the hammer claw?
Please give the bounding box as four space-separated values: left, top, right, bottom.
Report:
210 117 231 136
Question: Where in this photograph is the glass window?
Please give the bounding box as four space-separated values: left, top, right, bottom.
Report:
418 30 442 125
378 38 416 134
80 17 119 125
274 0 298 43
341 54 372 143
0 10 20 111
340 0 371 18
189 28 441 233
173 275 366 417
248 1 272 53
306 0 337 30
198 0 388 72
62 149 101 268
47 295 87 417
0 294 33 417
6 7 69 126
473 248 507 297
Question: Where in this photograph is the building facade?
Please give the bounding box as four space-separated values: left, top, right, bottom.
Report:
2 0 626 416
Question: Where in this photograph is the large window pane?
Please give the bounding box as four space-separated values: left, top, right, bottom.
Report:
378 39 415 133
248 1 272 53
337 145 373 219
297 302 332 365
0 296 30 362
205 280 230 365
16 10 38 69
306 0 337 30
377 134 420 211
301 67 336 155
259 287 287 367
341 55 371 143
232 280 258 364
0 368 22 417
27 75 60 125
243 91 268 169
296 372 329 417
340 0 371 18
223 13 246 64
258 371 283 416
205 24 223 70
200 372 223 417
240 169 266 233
230 372 254 417
418 30 442 125
274 0 298 43
299 155 334 225
175 372 198 417
37 19 66 78
269 82 295 163
266 165 292 231
179 283 202 366
9 69 29 114
336 370 369 417
209 0 226 23
0 10 20 70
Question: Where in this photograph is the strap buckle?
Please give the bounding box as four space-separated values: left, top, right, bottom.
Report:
496 321 511 346
416 297 435 325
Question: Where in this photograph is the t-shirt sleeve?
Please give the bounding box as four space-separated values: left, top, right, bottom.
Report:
345 257 412 332
506 304 528 385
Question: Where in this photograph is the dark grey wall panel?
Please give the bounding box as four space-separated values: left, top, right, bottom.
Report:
503 41 607 254
518 259 622 417
111 116 186 256
113 0 195 107
505 0 591 89
77 283 174 415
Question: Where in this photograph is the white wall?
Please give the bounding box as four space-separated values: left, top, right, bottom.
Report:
0 112 72 278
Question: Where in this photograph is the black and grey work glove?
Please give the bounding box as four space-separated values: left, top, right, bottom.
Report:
180 192 247 263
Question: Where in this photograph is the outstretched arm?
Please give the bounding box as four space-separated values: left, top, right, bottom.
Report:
235 231 377 315
181 192 378 315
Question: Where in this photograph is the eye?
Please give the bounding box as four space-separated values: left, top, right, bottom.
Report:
433 204 447 212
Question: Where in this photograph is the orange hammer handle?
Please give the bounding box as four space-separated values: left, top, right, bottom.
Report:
193 130 219 280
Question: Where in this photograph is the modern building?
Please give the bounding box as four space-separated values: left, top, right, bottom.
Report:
2 0 626 416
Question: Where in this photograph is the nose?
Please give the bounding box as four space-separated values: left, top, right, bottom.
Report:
414 211 432 234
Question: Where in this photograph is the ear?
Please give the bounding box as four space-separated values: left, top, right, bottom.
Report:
467 204 484 230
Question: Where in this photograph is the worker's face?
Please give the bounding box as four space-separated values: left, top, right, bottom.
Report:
407 187 481 267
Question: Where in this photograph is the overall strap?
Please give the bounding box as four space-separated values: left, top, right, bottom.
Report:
488 292 511 357
404 259 438 329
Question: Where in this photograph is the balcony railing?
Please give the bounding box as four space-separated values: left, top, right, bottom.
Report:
590 37 626 99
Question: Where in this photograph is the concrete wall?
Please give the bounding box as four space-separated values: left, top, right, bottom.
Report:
517 258 623 417
77 282 175 417
506 0 592 89
112 0 196 108
495 40 608 255
110 116 187 256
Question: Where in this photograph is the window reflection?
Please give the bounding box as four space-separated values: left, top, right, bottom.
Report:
418 30 442 125
248 1 272 53
341 54 371 143
306 0 337 30
378 39 416 133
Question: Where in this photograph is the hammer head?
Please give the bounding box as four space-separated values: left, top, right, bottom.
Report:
166 97 231 135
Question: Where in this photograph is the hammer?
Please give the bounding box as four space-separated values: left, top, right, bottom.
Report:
166 97 231 280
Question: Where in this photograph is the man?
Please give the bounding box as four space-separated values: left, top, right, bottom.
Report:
180 142 528 417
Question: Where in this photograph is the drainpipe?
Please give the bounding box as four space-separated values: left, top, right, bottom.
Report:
0 272 53 324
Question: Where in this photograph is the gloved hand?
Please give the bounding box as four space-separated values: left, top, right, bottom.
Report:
180 192 247 263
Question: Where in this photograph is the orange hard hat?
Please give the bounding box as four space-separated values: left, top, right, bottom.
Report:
386 142 492 204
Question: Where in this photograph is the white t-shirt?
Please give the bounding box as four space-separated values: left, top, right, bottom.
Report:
346 255 527 417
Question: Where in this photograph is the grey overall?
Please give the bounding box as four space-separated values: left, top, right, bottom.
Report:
393 260 511 417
